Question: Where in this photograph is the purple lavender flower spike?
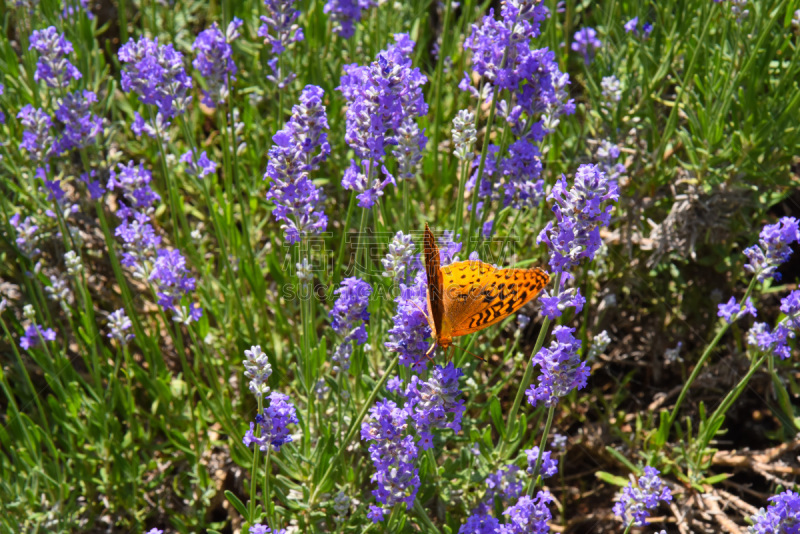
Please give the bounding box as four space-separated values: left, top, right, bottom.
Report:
324 0 377 39
107 309 134 344
594 139 626 187
17 105 55 163
534 164 615 319
366 504 385 523
106 160 201 321
780 290 800 330
330 277 372 372
403 363 465 450
61 0 94 20
20 323 56 350
464 0 549 90
538 285 585 320
338 34 428 202
29 27 82 88
243 345 273 398
243 392 299 451
551 433 567 450
485 465 524 505
482 220 494 240
181 150 218 179
360 399 420 519
107 161 161 217
150 248 197 310
459 513 502 534
462 463 546 531
524 446 558 478
463 3 574 213
119 36 192 123
54 90 104 154
571 27 601 65
393 117 427 181
499 490 554 534
537 164 619 274
717 296 756 324
251 524 287 534
382 231 416 284
42 178 79 219
341 159 396 208
192 20 240 108
624 17 654 38
264 85 330 244
743 216 800 282
526 326 589 407
259 0 304 55
498 138 545 210
385 270 432 372
746 289 800 360
80 171 106 200
612 466 672 526
749 489 800 534
10 213 42 258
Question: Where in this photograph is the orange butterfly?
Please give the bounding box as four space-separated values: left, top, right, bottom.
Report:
423 223 550 355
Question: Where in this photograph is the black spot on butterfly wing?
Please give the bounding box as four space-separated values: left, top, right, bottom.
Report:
459 268 550 332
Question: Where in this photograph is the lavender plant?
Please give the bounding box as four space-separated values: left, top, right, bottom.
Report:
1 0 799 532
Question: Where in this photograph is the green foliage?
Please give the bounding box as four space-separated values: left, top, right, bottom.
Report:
1 0 799 532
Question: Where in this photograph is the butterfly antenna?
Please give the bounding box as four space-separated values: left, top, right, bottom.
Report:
409 298 429 320
451 343 486 363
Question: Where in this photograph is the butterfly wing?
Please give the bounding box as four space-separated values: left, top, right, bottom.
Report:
441 261 550 337
424 223 444 340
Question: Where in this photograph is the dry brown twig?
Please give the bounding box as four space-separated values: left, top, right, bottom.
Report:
712 439 800 487
699 487 747 534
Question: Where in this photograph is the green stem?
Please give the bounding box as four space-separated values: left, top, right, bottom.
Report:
425 447 441 495
452 155 469 238
501 272 561 451
476 119 512 239
96 204 157 371
655 1 711 162
299 242 313 456
526 405 556 495
452 80 484 238
665 276 758 433
264 448 274 527
697 354 767 455
310 354 400 504
151 112 186 247
337 371 344 447
431 0 454 178
333 192 356 284
355 208 369 277
198 178 257 342
413 498 442 534
403 176 410 234
0 315 48 427
467 85 502 249
248 394 265 522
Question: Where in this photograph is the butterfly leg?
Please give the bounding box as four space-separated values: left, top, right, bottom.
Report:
450 342 486 363
424 341 437 362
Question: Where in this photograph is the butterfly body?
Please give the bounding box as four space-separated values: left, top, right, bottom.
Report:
423 224 550 354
